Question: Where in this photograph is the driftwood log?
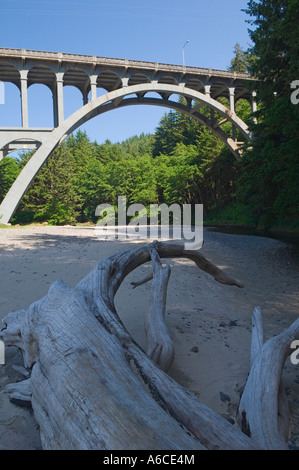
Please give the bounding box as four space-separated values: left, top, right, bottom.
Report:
1 240 298 450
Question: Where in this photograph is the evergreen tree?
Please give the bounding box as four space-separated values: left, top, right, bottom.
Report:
0 157 20 203
15 143 80 225
66 129 95 172
77 159 113 221
237 0 299 229
121 133 155 158
244 0 298 98
153 111 183 156
228 43 250 73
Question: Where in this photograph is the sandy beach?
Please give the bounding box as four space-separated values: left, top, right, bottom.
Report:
0 225 298 450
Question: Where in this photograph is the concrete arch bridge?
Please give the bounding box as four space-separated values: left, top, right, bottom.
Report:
0 48 257 224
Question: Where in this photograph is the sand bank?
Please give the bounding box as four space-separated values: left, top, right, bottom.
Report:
0 225 298 449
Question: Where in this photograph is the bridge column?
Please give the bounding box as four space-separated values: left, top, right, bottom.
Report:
20 70 29 128
204 84 211 96
90 75 97 100
205 84 212 123
251 90 257 124
54 73 64 126
228 87 235 113
228 86 237 141
53 88 58 127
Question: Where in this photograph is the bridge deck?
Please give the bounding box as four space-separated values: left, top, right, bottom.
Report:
0 47 254 80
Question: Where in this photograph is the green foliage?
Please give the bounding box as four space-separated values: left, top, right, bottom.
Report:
0 157 21 201
243 0 297 99
152 111 182 157
228 43 251 73
237 0 299 229
14 143 81 225
121 133 155 158
204 202 256 227
152 101 204 157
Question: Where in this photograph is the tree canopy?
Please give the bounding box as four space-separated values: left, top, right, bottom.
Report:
237 0 299 230
228 43 251 73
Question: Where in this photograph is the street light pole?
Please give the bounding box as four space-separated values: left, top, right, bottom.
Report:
182 40 189 66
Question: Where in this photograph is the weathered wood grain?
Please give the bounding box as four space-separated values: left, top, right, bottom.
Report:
1 240 296 450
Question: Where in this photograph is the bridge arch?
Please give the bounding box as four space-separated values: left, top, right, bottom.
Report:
63 67 90 96
28 82 55 127
0 81 22 127
128 73 151 87
185 78 204 92
97 70 122 93
27 65 56 89
158 76 179 86
0 62 20 86
0 83 252 224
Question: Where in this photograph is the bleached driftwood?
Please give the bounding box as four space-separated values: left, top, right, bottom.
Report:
144 247 174 372
0 240 297 450
237 310 299 449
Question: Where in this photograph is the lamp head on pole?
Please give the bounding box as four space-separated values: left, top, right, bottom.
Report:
182 40 189 66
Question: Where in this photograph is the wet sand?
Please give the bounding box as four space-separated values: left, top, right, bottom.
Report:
0 225 298 449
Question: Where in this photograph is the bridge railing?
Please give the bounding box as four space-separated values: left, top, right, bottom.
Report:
0 47 254 80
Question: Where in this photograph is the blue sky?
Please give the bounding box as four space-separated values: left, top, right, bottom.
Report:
0 0 252 144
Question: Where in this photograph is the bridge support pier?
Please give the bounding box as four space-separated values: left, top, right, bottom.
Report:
251 90 258 124
90 75 97 100
53 74 64 126
20 70 29 128
229 87 237 141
